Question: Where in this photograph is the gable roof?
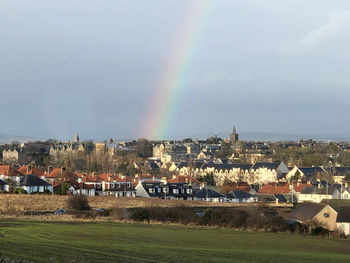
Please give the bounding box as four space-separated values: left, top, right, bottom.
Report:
192 187 225 199
226 190 252 199
289 202 328 222
167 175 200 185
0 179 8 186
251 162 281 171
20 174 51 187
0 165 22 177
18 166 44 177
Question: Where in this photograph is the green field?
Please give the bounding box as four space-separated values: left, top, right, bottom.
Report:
0 220 349 263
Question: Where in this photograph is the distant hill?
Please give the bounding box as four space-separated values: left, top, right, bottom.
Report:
0 134 37 144
170 132 350 142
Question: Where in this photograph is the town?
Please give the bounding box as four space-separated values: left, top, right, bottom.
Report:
1 126 350 237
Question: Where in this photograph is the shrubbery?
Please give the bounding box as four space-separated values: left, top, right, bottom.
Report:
67 195 90 210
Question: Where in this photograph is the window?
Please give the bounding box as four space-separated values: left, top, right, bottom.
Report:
181 188 185 194
117 183 120 188
127 183 131 187
110 183 114 188
96 184 101 188
186 189 192 194
323 213 330 218
149 188 155 193
163 188 169 193
157 188 161 193
173 189 179 194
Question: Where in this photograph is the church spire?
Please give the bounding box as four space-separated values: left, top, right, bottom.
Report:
230 125 239 143
74 132 80 143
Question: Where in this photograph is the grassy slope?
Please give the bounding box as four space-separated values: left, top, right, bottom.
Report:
0 221 349 263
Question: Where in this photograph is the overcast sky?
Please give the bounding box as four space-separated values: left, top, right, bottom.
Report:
1 0 350 141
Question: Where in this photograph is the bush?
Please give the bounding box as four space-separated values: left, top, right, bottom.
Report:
130 208 149 222
67 195 90 210
311 226 329 236
13 188 27 194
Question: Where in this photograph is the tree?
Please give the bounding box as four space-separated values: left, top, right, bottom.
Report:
67 195 90 210
214 142 233 159
135 139 153 158
197 172 215 186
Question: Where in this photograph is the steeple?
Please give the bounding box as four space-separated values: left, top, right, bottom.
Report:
232 125 237 135
230 125 239 143
74 132 80 143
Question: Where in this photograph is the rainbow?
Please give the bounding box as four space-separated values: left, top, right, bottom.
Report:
140 0 212 140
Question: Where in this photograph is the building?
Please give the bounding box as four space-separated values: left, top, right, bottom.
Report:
336 206 350 236
18 174 53 194
135 181 193 200
229 125 239 143
2 148 27 164
226 190 257 203
289 202 337 230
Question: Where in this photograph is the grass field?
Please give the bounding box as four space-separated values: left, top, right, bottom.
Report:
0 220 349 263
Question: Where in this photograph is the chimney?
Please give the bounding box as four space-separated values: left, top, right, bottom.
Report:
297 181 300 187
172 175 177 179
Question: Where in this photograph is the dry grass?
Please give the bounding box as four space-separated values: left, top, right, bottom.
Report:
0 194 292 215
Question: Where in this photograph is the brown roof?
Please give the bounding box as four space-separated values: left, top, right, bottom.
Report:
168 175 200 184
259 183 312 194
0 165 22 177
289 202 328 222
46 168 63 178
336 206 350 223
18 166 44 177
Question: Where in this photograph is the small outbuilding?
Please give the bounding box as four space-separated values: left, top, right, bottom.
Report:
336 206 350 236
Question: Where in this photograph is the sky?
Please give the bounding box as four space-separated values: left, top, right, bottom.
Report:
1 0 350 141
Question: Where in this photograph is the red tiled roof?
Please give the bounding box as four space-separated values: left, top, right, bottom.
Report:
46 168 63 178
168 175 200 184
258 183 312 194
18 166 44 177
0 165 22 177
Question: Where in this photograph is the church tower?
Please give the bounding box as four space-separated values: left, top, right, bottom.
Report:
74 132 80 143
229 125 239 143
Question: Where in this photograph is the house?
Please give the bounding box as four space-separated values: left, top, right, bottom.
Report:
332 184 350 200
336 206 350 236
192 187 226 202
18 174 53 194
83 174 135 197
2 148 27 164
286 166 326 183
0 165 23 180
298 185 333 203
249 162 290 184
0 179 9 192
226 190 257 203
135 181 193 200
289 202 338 230
167 175 201 185
42 167 66 183
18 166 44 178
257 194 277 203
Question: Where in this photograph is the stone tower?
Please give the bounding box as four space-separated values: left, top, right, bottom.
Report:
229 125 239 143
74 132 80 143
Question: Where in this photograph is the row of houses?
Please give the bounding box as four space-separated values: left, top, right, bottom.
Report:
143 159 350 185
